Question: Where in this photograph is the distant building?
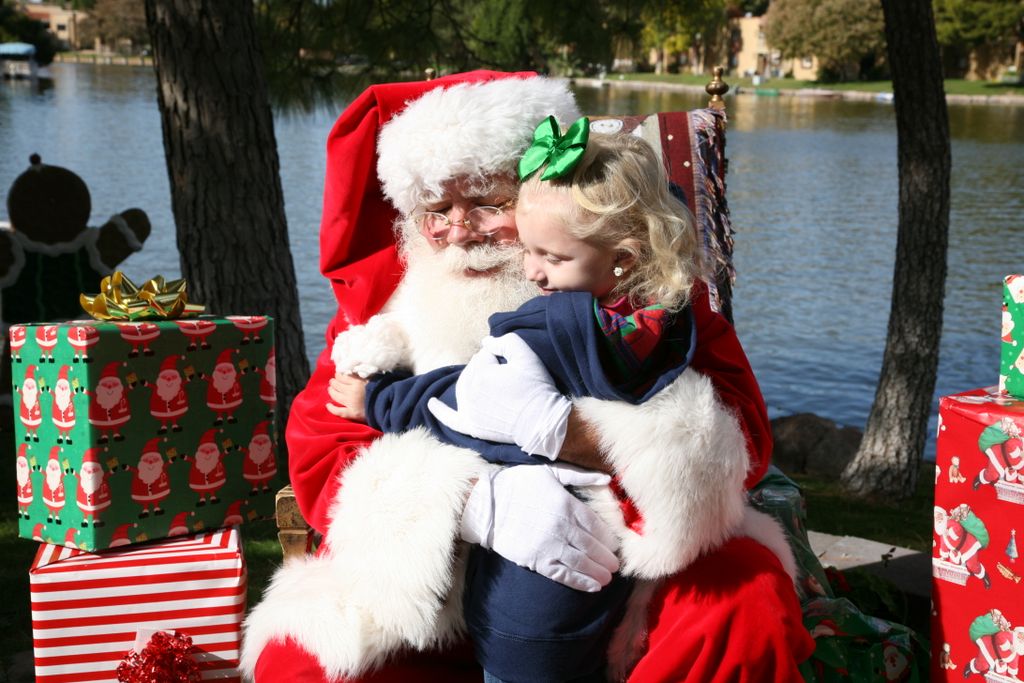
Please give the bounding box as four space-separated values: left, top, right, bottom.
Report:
18 2 86 50
733 14 818 81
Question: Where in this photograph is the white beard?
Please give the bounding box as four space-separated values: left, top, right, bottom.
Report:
137 459 163 485
156 376 182 402
46 464 61 491
55 383 71 411
17 460 29 486
79 465 103 495
385 238 537 372
212 370 236 395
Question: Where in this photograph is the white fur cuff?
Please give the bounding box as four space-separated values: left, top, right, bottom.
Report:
575 368 750 579
241 429 489 679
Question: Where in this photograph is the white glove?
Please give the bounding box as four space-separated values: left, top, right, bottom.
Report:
427 334 572 459
460 463 620 593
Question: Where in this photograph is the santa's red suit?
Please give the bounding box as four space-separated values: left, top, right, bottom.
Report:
980 436 1024 486
43 477 65 517
243 449 277 490
969 629 1022 677
20 393 41 432
241 73 810 683
938 518 987 581
88 395 130 429
36 325 58 359
189 459 227 495
175 319 217 349
206 381 242 414
67 324 99 361
117 322 160 356
51 396 75 432
77 477 112 519
131 471 170 506
9 325 26 357
150 385 188 423
228 315 268 343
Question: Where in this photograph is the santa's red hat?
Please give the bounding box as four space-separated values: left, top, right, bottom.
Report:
215 349 236 368
57 365 71 383
100 361 121 380
82 448 101 466
318 71 578 327
24 365 37 382
18 443 27 459
32 523 44 540
200 429 218 447
111 523 135 543
377 76 579 217
252 421 269 438
48 446 61 462
142 438 162 455
160 355 180 373
168 512 191 534
63 528 78 545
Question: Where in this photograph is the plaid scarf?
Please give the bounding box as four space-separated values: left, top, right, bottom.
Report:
595 297 691 397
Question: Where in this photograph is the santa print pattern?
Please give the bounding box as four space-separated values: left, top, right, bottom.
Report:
8 318 279 551
932 387 1024 681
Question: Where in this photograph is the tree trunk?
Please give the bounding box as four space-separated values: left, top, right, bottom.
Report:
144 0 310 439
840 0 950 499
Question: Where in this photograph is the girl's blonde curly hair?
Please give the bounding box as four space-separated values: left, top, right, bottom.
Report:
517 131 706 312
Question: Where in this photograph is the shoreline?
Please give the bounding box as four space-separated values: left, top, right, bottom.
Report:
571 76 1024 107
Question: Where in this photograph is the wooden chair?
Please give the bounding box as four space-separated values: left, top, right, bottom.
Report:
275 69 735 561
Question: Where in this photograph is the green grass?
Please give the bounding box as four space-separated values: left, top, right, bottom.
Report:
792 465 935 553
614 72 1024 98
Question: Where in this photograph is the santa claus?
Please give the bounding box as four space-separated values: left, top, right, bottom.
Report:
42 446 66 524
222 500 246 527
187 429 228 506
51 365 76 444
227 315 268 345
964 609 1024 679
16 443 34 519
18 364 42 442
149 355 189 434
974 417 1024 489
242 421 276 494
204 349 243 425
257 348 276 418
1008 275 1024 306
1005 305 1017 345
175 318 217 351
167 511 193 537
9 325 26 362
109 522 137 547
936 503 992 589
67 323 99 363
76 447 112 528
35 324 57 363
130 438 171 517
116 321 160 358
242 73 808 682
87 361 132 443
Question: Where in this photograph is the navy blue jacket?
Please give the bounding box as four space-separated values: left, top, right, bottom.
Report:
364 291 695 464
364 291 694 682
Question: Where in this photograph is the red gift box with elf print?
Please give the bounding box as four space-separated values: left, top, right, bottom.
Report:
29 526 245 682
10 316 279 551
931 386 1024 680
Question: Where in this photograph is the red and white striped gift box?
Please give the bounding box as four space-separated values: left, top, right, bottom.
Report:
30 526 246 683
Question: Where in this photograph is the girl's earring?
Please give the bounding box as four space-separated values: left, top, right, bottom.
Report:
613 266 624 277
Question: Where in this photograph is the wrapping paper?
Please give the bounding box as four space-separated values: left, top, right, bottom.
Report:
1001 274 1024 399
932 386 1024 681
30 527 245 682
10 317 278 550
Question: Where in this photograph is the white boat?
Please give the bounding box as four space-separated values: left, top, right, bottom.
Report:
0 42 39 80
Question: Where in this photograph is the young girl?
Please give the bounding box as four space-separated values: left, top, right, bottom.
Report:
329 120 705 683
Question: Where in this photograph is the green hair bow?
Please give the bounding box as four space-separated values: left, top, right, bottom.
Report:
518 115 590 181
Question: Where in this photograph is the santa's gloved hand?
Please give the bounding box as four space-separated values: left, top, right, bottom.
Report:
460 463 620 592
427 334 571 459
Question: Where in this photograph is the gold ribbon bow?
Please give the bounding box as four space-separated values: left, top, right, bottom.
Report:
80 271 205 321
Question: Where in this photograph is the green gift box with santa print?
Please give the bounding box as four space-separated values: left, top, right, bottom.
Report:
1001 274 1024 399
9 315 279 551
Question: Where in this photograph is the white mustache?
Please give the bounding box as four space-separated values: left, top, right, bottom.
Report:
440 243 523 273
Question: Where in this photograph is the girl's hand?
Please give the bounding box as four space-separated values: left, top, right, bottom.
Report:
326 372 369 422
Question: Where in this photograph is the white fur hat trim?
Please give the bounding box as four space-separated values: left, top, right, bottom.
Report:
377 77 580 216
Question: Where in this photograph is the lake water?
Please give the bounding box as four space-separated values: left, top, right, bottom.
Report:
3 64 1023 458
